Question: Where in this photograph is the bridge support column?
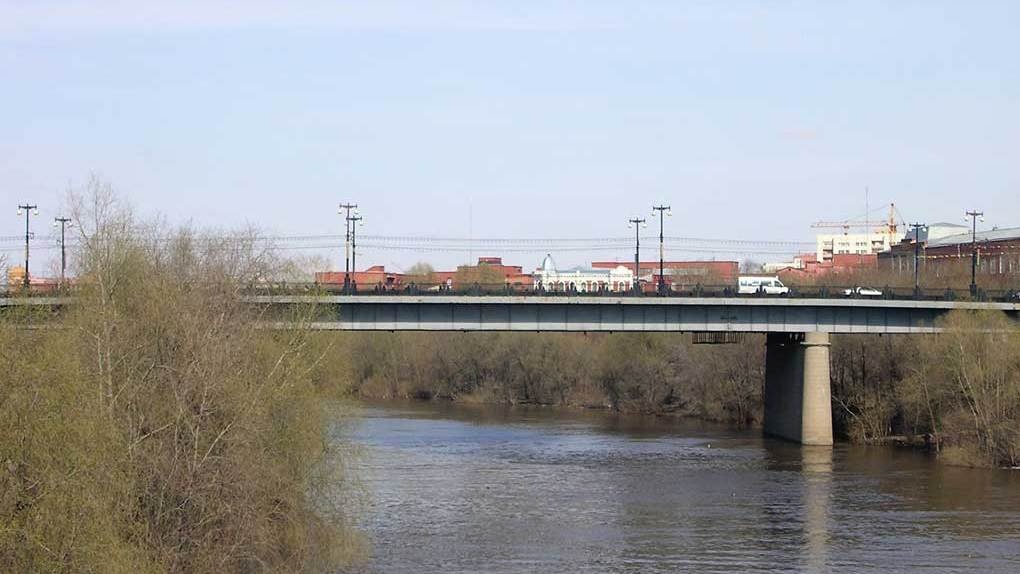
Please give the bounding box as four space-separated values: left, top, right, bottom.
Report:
763 332 833 446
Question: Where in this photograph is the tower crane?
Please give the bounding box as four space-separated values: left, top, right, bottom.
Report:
811 203 900 236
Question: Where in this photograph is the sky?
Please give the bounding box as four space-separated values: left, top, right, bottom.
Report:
2 1 1018 273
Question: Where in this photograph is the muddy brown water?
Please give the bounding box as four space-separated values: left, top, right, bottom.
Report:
347 401 1020 573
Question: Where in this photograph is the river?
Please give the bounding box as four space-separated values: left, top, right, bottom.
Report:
349 400 1020 573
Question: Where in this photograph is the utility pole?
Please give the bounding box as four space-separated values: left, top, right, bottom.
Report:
350 214 363 283
628 217 647 295
652 204 671 294
338 203 358 293
909 222 926 298
17 203 38 288
965 210 984 297
53 216 72 286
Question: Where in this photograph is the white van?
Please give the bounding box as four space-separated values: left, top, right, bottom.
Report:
737 275 789 295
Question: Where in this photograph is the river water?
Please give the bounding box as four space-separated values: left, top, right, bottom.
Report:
350 400 1020 573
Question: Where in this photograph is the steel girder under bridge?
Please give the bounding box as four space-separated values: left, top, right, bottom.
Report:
252 295 1020 334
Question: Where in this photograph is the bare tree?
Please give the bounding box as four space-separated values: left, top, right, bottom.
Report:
740 259 764 274
2 176 364 572
405 262 436 285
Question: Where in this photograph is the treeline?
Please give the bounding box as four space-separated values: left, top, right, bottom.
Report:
1 182 361 572
343 332 766 425
830 311 1020 468
340 313 1020 468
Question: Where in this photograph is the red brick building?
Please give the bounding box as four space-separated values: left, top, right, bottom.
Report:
434 257 533 288
315 265 403 289
879 227 1020 278
776 253 877 281
315 257 534 290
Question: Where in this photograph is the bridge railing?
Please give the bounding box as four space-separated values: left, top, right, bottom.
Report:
251 281 1020 303
4 281 1020 303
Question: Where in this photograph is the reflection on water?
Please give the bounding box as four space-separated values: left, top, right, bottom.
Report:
347 400 1020 573
801 447 832 573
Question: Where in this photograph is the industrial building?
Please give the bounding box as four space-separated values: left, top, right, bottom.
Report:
315 265 403 290
880 226 1020 278
768 253 878 280
315 257 534 291
590 260 739 290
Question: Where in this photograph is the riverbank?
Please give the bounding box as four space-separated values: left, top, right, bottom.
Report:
343 331 765 425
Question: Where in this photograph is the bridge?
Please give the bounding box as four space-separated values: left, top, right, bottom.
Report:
249 295 1019 447
250 294 1018 334
6 294 1019 447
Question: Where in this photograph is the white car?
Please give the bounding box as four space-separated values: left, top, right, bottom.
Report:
737 276 790 295
843 286 883 297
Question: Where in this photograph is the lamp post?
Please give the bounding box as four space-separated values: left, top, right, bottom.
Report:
652 204 671 295
53 216 73 286
965 210 984 297
350 214 363 281
16 203 39 288
627 217 647 295
908 222 926 298
338 203 358 293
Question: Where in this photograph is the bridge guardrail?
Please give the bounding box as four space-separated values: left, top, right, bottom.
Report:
4 282 1020 303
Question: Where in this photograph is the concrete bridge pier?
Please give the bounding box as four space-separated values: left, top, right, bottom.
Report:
763 332 833 446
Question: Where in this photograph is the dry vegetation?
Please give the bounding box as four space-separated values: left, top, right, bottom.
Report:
832 311 1020 467
345 331 766 426
342 314 1020 468
1 181 362 572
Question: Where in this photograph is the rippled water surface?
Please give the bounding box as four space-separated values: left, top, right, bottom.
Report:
349 401 1020 573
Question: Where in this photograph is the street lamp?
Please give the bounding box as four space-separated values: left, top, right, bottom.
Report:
628 217 647 295
965 210 984 297
652 204 672 294
908 222 927 298
53 216 73 286
338 203 358 293
350 215 364 280
16 203 39 288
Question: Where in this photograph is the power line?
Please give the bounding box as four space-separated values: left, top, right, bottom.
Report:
0 231 815 249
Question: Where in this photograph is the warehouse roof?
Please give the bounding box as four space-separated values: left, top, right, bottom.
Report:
928 226 1020 247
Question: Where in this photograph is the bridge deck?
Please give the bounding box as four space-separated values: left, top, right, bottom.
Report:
5 295 1017 333
252 295 1020 334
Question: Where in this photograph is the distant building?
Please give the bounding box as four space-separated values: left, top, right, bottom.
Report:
773 252 877 280
4 266 61 292
534 254 633 292
315 256 534 290
590 260 739 289
315 265 403 289
904 222 969 243
433 257 534 288
881 226 1020 277
815 230 903 263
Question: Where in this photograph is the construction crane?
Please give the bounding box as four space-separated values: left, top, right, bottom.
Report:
812 203 901 236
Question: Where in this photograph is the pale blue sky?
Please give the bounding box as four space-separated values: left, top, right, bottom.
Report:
2 1 1018 271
